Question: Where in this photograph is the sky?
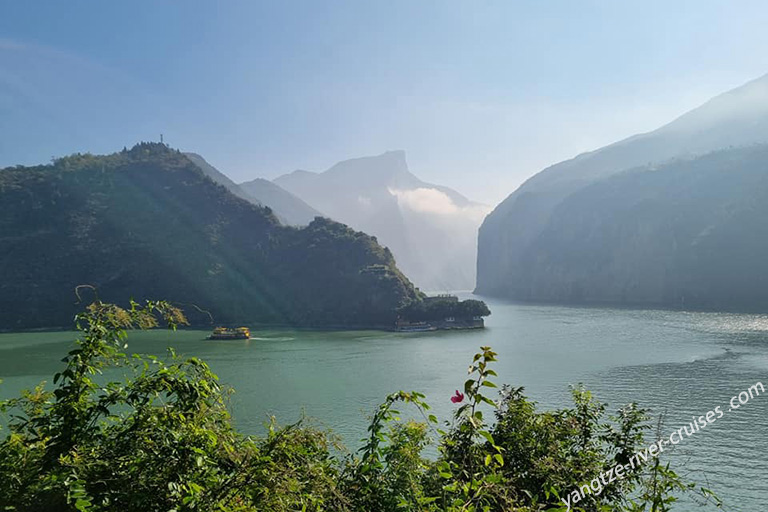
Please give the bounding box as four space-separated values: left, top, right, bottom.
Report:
2 1 768 205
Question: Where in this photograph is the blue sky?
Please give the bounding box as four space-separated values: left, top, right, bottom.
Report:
2 0 768 204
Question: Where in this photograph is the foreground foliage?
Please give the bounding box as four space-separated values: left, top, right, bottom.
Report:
0 301 719 511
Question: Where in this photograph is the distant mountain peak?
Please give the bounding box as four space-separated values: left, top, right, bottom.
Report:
324 150 411 180
273 150 484 290
380 149 407 160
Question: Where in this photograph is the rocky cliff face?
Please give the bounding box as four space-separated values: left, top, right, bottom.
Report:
477 73 768 309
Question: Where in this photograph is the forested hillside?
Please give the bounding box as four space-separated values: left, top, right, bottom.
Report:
0 143 420 329
478 73 768 310
481 145 768 310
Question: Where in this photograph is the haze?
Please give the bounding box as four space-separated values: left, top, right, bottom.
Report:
3 1 768 205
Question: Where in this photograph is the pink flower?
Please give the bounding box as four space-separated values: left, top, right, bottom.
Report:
451 390 465 403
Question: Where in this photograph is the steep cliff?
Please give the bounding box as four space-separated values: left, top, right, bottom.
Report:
477 73 768 310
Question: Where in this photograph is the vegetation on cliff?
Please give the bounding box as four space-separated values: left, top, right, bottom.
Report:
0 143 420 329
184 152 322 226
0 300 718 511
477 73 768 310
478 144 768 310
398 297 491 323
479 145 768 310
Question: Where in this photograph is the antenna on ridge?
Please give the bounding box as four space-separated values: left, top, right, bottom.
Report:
160 133 164 145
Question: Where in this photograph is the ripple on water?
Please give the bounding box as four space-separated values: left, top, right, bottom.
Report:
590 351 768 512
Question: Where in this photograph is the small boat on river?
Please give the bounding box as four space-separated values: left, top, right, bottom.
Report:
208 327 251 340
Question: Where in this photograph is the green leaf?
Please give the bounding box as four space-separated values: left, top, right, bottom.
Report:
478 430 495 444
74 499 91 512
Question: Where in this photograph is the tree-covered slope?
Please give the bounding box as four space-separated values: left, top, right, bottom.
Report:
0 143 420 329
496 145 768 310
184 152 322 226
183 152 258 205
477 72 768 299
239 177 322 226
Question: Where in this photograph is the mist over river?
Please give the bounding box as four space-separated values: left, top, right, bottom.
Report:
1 295 766 511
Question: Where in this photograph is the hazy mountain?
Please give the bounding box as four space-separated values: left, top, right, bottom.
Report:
274 151 489 291
477 73 768 309
239 178 322 226
0 143 420 329
184 152 320 225
499 145 768 309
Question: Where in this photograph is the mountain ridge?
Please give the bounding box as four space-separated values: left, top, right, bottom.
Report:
238 177 322 226
477 72 768 308
0 143 421 329
184 152 321 226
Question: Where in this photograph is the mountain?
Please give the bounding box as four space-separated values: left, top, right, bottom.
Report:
184 152 320 226
477 73 768 309
183 152 256 203
239 178 322 226
500 145 768 309
274 151 489 291
0 143 420 330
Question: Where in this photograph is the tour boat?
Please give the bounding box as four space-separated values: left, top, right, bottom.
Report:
208 327 251 340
